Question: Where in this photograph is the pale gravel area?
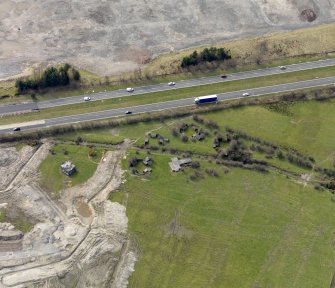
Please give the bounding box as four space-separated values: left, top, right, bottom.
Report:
0 0 334 79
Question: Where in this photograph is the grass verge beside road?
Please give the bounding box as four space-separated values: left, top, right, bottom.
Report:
0 66 334 125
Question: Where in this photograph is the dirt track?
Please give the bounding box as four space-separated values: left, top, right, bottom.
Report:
0 0 334 79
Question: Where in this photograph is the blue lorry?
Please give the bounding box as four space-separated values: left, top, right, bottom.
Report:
194 95 218 104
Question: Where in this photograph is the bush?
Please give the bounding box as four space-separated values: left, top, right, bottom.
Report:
181 47 231 68
191 161 200 169
128 157 138 167
15 64 77 94
171 127 179 137
181 134 189 143
189 170 203 181
205 168 218 177
75 136 84 145
88 147 97 157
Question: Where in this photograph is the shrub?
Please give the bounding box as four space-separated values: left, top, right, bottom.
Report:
205 168 218 177
181 47 231 68
314 183 324 191
189 170 203 181
171 127 179 137
88 148 97 157
181 134 189 143
191 161 200 169
128 157 138 167
74 136 83 144
15 64 77 94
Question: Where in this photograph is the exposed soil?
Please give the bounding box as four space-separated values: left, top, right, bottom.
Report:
0 0 334 79
0 141 135 287
300 9 317 22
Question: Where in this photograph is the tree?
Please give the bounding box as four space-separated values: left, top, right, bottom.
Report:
73 69 81 81
42 67 59 87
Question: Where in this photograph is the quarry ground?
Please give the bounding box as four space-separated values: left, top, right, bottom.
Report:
0 141 135 287
0 0 334 79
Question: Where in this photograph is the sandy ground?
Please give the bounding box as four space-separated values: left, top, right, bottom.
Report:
0 0 334 79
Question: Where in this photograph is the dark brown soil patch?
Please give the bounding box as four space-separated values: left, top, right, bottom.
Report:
75 199 92 218
300 9 317 22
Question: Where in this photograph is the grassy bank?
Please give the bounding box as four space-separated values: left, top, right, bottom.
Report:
1 65 334 125
39 143 105 197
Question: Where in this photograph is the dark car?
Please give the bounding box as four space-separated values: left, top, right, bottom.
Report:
220 74 227 78
13 127 21 131
125 111 132 114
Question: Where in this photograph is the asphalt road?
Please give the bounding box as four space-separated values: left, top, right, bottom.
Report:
1 76 334 135
0 58 335 115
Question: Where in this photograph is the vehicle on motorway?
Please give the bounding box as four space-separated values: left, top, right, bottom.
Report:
279 66 287 70
194 95 218 105
220 74 227 78
126 87 134 92
242 92 250 97
168 82 176 86
125 110 132 114
84 96 91 101
13 127 21 131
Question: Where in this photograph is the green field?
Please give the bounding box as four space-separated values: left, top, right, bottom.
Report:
105 97 335 287
39 143 105 196
111 151 335 288
1 65 334 125
45 95 335 287
204 99 335 169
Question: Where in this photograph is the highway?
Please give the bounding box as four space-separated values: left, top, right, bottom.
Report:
0 58 335 115
1 76 334 135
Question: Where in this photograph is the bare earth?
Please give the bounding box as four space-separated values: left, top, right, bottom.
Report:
0 141 135 287
0 0 334 79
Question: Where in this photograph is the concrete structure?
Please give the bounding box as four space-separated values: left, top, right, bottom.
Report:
169 157 192 172
143 156 152 166
60 161 76 176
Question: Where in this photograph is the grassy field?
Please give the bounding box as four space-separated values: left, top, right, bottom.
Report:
41 94 335 287
204 99 335 169
39 143 105 196
1 65 334 126
111 151 335 288
109 96 335 287
54 95 335 170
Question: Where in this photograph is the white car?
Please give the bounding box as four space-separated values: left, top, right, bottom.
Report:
279 66 286 70
168 82 176 86
126 87 134 92
242 92 250 97
84 96 91 101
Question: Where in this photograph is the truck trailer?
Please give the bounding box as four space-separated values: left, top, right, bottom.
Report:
194 95 218 104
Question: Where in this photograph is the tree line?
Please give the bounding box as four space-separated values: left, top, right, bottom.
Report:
181 47 231 68
15 64 80 93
